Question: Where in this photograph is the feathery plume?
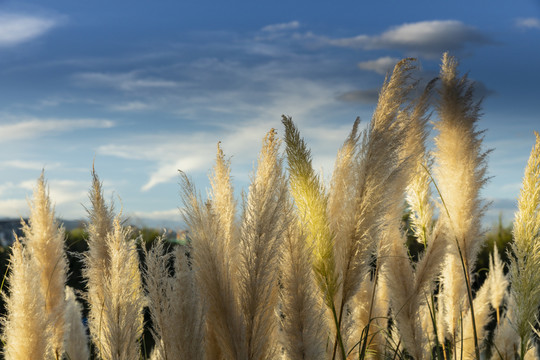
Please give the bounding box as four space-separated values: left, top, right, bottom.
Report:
283 117 345 357
434 53 489 346
279 211 329 360
490 298 519 360
405 80 436 247
338 58 416 310
210 142 238 252
180 172 245 359
97 217 144 360
144 238 205 360
456 273 492 358
83 168 115 354
22 173 68 359
488 245 508 324
282 116 337 306
237 128 288 360
64 286 90 360
509 131 540 356
1 240 49 360
380 75 437 360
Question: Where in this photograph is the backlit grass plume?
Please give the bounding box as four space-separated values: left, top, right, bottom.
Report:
434 53 489 352
237 129 289 360
1 240 49 360
144 238 205 360
282 116 337 306
64 286 90 360
210 142 238 251
181 130 288 360
22 173 68 359
509 131 540 357
3 53 539 360
97 216 145 360
279 215 329 360
180 156 244 359
83 168 115 355
282 116 344 357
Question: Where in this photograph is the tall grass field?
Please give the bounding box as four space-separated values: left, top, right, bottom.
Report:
1 53 539 360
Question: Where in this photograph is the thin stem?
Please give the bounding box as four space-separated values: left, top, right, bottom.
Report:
331 300 347 360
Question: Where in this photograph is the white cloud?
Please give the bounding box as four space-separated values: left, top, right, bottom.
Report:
1 160 60 170
0 13 58 47
110 101 152 111
262 21 300 32
327 20 490 58
74 71 178 91
47 180 88 207
0 198 29 218
357 57 400 75
515 17 540 30
0 118 114 141
130 208 180 221
0 178 87 219
98 132 217 191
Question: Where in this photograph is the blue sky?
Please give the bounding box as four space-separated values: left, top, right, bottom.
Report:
0 0 539 228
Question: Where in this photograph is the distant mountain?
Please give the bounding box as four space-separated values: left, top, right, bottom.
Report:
0 217 184 247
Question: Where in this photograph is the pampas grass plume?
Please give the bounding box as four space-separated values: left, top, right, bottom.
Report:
98 217 145 360
1 240 49 360
64 286 90 360
23 173 68 359
509 131 540 355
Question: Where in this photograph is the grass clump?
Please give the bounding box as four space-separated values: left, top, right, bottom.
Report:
0 53 539 360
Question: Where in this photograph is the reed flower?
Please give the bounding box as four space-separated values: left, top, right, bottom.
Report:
22 173 68 359
181 159 245 359
283 116 337 307
279 217 329 360
488 245 508 324
83 168 115 354
1 240 49 360
490 298 519 360
97 217 145 360
237 129 288 360
144 238 205 360
434 53 489 346
509 131 540 356
64 286 90 360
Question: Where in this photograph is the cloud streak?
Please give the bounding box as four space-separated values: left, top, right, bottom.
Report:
0 118 114 141
326 20 491 58
515 17 540 30
0 13 58 47
74 71 178 91
357 57 399 75
262 21 300 32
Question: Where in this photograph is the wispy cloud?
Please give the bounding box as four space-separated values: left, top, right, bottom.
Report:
0 118 114 141
110 101 152 112
262 21 300 32
98 132 216 191
0 13 59 47
325 20 491 58
74 71 178 91
0 178 88 219
0 199 29 218
357 57 400 75
95 74 348 191
129 209 180 221
1 160 61 170
515 17 540 30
